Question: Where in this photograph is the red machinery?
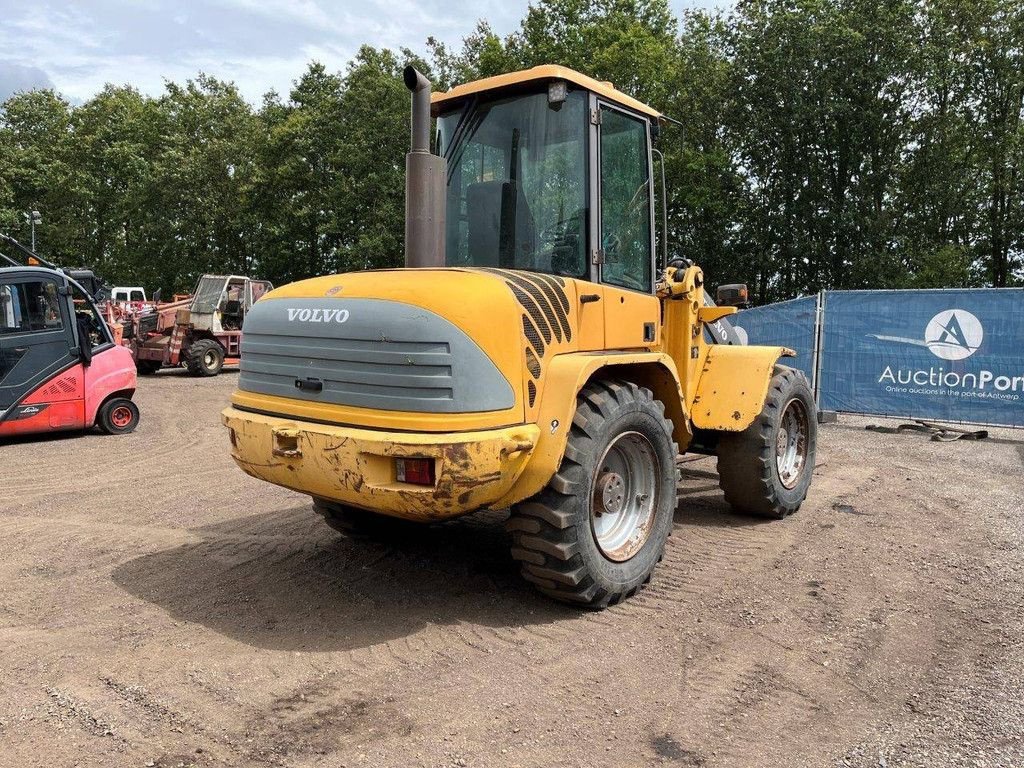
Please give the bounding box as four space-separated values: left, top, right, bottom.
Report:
126 274 272 376
1 266 139 439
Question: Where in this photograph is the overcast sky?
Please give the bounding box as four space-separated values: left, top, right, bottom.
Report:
0 0 727 104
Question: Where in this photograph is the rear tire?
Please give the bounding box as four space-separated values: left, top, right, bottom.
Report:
507 380 677 608
135 359 161 375
716 365 816 519
97 397 140 435
312 498 420 538
186 339 224 377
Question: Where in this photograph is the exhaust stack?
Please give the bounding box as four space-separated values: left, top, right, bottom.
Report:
403 66 447 268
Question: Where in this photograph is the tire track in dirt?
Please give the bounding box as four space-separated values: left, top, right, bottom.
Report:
5 374 1023 768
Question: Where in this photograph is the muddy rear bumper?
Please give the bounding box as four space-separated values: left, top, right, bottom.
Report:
222 406 539 521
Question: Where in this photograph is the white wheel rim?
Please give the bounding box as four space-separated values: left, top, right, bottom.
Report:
776 397 809 489
590 431 659 562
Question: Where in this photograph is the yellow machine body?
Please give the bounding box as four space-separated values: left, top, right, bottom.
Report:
223 63 796 522
223 265 792 520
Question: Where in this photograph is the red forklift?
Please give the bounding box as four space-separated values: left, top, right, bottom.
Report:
1 249 140 439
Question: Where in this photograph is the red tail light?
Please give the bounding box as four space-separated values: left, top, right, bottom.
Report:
395 457 435 486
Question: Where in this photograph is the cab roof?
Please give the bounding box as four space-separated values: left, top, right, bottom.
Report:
430 65 662 120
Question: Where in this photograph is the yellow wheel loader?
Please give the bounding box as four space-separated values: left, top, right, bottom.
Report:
222 65 817 607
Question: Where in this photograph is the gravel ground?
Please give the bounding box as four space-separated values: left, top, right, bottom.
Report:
0 370 1021 768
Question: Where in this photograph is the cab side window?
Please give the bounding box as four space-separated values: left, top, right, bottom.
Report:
0 279 66 389
0 281 64 335
0 286 16 334
599 107 652 292
70 284 109 350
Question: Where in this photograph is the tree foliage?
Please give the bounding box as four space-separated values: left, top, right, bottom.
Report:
0 0 1021 297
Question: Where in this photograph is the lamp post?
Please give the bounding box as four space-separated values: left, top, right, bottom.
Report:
23 210 41 252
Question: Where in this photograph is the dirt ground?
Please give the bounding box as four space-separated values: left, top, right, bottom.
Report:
1 370 1022 768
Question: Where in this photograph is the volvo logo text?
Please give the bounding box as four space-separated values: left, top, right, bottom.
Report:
286 308 350 323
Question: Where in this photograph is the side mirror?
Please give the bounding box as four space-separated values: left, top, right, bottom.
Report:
152 288 162 304
716 283 750 309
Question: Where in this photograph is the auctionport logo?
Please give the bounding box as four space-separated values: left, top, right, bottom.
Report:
924 310 983 360
871 309 1022 399
869 309 983 360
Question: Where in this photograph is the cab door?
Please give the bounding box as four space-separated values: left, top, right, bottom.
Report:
0 272 79 418
596 102 660 350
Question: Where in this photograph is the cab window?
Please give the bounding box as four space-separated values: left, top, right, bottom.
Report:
0 280 64 335
439 90 589 278
599 107 652 292
193 277 226 313
71 284 110 350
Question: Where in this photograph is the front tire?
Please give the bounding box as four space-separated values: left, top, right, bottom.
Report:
507 380 677 608
716 365 816 519
186 339 225 377
97 397 140 435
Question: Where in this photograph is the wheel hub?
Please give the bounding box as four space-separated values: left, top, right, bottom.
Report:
776 427 789 456
594 472 625 515
111 406 132 428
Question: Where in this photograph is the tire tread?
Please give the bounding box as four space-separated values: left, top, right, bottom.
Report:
507 379 677 608
716 366 815 519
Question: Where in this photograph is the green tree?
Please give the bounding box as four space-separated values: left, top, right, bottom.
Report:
428 23 516 87
730 0 919 300
0 90 75 259
1 0 1020 295
65 85 165 285
896 0 980 288
0 129 15 236
152 75 259 294
333 46 417 271
250 63 345 285
510 0 679 107
662 11 747 287
968 0 1024 286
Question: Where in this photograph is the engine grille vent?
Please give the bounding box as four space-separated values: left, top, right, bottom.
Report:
239 297 514 414
522 315 544 358
478 268 572 345
525 347 541 379
41 374 78 398
474 269 576 412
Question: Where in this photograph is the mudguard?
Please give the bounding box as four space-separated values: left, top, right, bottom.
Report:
691 344 794 432
494 351 686 508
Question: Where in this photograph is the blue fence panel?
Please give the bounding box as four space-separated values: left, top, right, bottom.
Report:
732 295 819 386
819 289 1024 427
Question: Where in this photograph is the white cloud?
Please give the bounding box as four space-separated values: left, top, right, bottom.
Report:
0 0 730 103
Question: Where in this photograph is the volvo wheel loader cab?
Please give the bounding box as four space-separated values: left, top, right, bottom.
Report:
0 266 139 439
222 65 817 607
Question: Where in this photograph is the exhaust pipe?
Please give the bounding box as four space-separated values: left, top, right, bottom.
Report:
403 66 446 268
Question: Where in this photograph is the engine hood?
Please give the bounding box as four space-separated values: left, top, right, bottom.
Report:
233 268 579 429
